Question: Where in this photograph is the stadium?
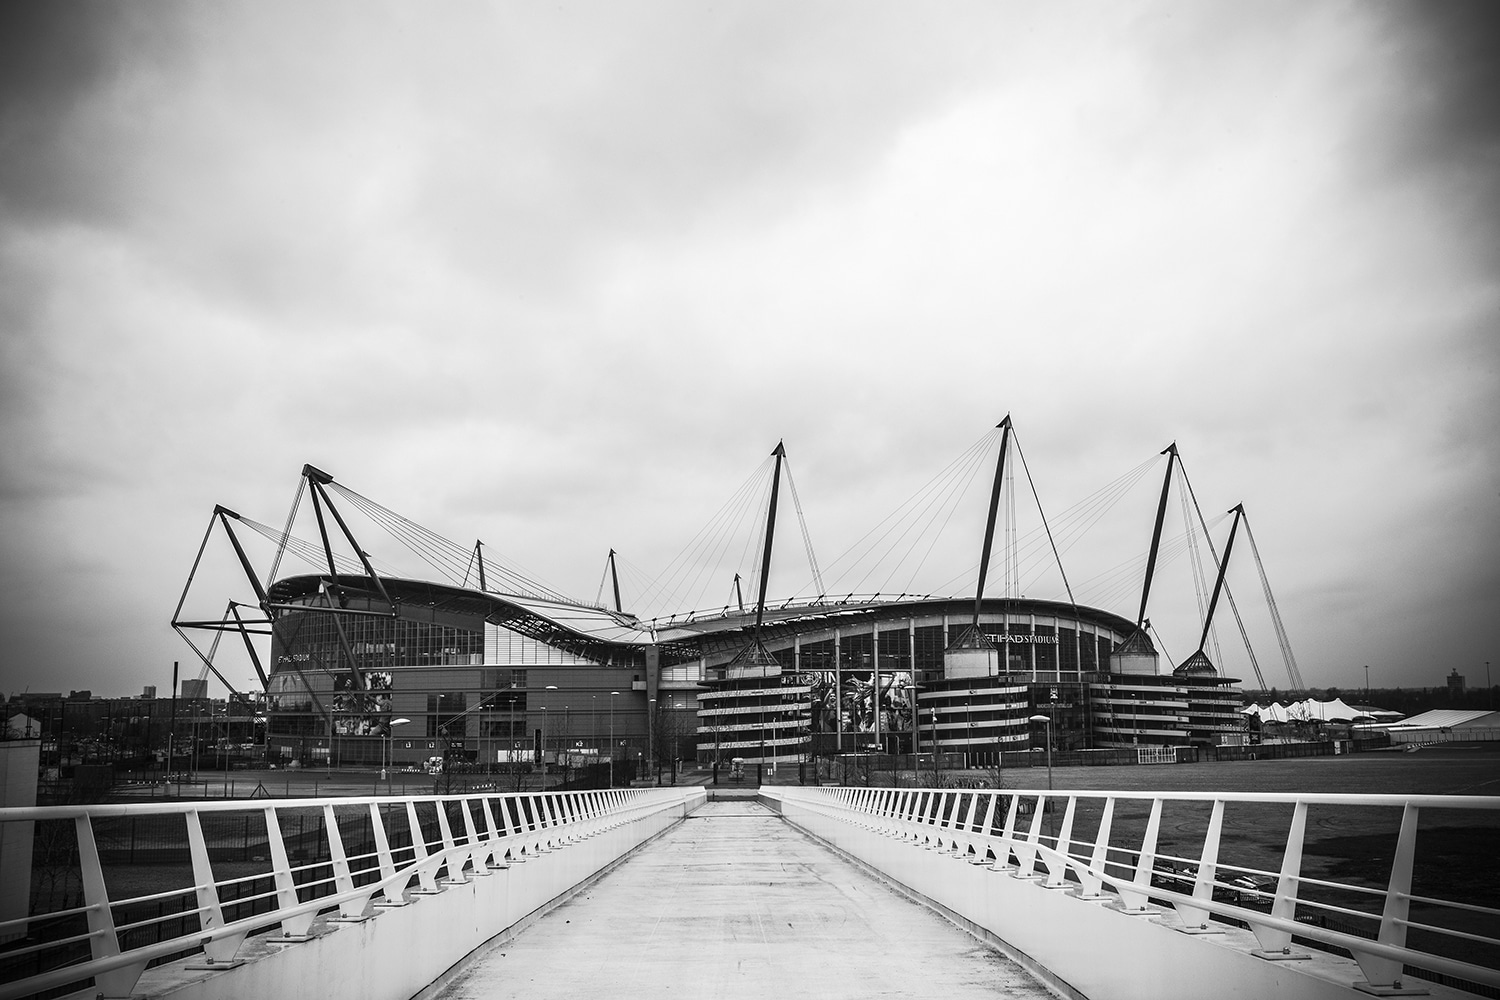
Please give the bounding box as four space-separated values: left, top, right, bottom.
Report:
174 422 1273 774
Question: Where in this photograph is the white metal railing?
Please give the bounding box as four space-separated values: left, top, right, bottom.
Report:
768 785 1500 994
0 787 700 1000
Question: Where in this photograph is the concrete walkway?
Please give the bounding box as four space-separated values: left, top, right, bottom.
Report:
432 800 1054 1000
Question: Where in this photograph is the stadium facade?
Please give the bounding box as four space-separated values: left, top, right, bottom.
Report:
261 577 1242 769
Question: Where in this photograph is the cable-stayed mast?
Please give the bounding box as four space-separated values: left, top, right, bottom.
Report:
704 442 807 769
1175 503 1244 675
1137 443 1178 630
972 415 1013 630
943 417 1012 679
751 441 786 648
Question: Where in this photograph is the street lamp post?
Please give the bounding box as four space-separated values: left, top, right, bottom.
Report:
930 711 939 783
1028 714 1054 844
610 691 619 788
965 691 973 770
383 717 411 788
540 686 558 789
1028 715 1053 793
649 696 657 785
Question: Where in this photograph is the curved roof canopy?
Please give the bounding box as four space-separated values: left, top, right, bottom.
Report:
269 573 1138 666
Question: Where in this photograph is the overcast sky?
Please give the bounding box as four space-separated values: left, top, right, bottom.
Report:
2 1 1496 700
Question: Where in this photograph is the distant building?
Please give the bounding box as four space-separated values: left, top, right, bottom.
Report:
5 713 39 738
1447 669 1466 694
1368 708 1500 744
180 678 209 700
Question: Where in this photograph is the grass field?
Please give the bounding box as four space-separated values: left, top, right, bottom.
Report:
1001 743 1500 797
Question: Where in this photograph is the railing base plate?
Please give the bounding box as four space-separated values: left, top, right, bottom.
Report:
184 958 246 971
1354 983 1429 997
1251 949 1312 962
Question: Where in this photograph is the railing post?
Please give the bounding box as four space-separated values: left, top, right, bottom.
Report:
407 800 442 893
917 790 934 841
458 798 490 876
531 793 548 848
543 794 565 847
948 791 968 852
1016 795 1046 878
369 801 410 904
935 791 955 850
991 794 1021 871
434 800 466 884
500 796 526 864
264 805 316 939
953 792 977 857
875 789 893 834
323 803 373 919
1117 797 1161 913
480 797 509 868
1043 796 1077 888
970 792 999 866
185 809 247 964
1250 799 1306 957
1175 799 1224 930
75 815 148 998
1351 803 1420 990
1078 796 1115 898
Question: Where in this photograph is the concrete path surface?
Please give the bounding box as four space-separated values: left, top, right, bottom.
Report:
432 800 1054 1000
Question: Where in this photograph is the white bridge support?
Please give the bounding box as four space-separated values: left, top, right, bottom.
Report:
761 786 1500 1000
0 787 705 1000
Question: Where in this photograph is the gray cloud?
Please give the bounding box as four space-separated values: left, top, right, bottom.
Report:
0 1 1496 696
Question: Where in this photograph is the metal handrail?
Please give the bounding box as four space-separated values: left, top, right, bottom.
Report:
770 785 1500 992
0 786 699 1000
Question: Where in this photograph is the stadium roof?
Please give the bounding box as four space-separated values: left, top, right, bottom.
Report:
267 573 1138 663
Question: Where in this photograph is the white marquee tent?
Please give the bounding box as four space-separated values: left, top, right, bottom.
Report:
1240 698 1372 724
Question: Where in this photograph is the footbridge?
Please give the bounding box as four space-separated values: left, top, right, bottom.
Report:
2 785 1496 1000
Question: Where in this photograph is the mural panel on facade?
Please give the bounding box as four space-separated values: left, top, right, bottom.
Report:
809 670 914 739
331 671 392 735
